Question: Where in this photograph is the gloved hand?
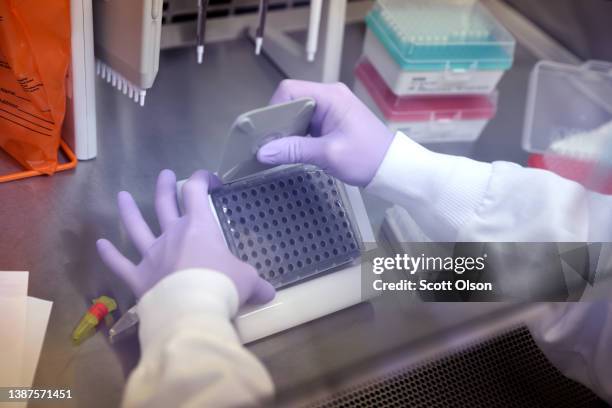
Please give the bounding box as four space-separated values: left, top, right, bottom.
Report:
256 80 395 187
97 169 275 305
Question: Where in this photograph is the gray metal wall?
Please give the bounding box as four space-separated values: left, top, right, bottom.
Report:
504 0 612 62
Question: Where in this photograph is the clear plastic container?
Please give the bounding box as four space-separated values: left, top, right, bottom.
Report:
210 99 365 289
523 60 612 193
363 0 515 95
354 60 497 143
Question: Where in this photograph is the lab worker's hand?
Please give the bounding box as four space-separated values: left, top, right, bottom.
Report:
96 169 275 304
257 80 394 187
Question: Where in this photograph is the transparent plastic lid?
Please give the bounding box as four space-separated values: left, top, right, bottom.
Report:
365 0 515 71
217 98 316 182
355 59 497 122
522 60 612 160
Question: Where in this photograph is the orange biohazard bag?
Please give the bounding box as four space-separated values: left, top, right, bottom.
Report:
0 0 76 181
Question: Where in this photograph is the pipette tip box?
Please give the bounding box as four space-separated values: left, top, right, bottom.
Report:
363 0 515 96
354 60 497 143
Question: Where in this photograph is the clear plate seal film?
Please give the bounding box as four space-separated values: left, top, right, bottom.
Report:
211 167 363 289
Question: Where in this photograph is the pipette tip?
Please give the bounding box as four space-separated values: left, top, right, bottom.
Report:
307 52 315 62
197 45 204 64
255 37 263 55
95 59 148 107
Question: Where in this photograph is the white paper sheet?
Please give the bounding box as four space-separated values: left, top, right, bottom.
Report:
21 297 53 386
0 271 28 387
1 271 53 408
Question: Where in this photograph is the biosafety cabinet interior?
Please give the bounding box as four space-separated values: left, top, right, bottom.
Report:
13 0 606 406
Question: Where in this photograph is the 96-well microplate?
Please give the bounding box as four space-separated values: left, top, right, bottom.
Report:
211 167 362 289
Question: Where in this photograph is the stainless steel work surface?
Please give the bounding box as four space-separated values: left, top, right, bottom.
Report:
1 23 541 407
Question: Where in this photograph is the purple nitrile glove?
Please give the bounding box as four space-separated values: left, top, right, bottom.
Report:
256 80 395 187
96 169 275 305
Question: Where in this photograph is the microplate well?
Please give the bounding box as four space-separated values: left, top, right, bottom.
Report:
211 167 362 289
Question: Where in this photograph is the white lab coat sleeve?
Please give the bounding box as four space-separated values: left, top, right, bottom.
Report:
121 269 274 408
366 131 612 242
366 131 612 402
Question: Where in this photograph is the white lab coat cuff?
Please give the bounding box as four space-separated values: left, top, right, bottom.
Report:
137 269 240 352
366 131 492 241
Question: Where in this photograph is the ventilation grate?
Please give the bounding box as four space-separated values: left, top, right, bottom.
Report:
161 0 365 25
211 167 362 289
305 327 605 408
162 0 312 25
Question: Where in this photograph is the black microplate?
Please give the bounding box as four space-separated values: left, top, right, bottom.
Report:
211 167 362 289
